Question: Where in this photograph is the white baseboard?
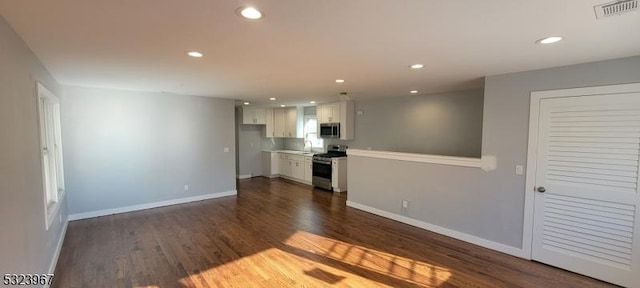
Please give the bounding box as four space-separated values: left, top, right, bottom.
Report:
68 190 237 221
346 200 527 259
46 218 68 287
237 174 252 179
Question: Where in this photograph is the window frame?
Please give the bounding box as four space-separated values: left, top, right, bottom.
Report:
303 115 323 149
37 82 65 230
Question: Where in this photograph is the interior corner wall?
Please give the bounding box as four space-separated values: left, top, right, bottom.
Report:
347 55 640 250
61 86 237 215
235 107 284 177
0 15 68 274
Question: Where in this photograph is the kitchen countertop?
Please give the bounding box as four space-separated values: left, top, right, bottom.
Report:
262 150 319 156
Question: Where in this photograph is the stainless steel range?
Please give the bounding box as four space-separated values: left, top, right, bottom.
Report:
312 144 347 191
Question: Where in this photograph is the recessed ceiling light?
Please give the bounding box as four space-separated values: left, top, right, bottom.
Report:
536 36 563 44
335 79 345 83
280 104 286 107
410 64 424 69
187 51 203 58
243 102 250 105
269 97 276 101
238 6 262 19
310 101 316 104
410 90 418 94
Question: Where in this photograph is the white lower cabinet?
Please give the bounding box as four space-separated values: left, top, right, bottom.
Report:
265 152 313 185
331 158 347 192
278 154 290 177
304 157 312 182
261 151 279 177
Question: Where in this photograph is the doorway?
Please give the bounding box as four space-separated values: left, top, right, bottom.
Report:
523 83 640 287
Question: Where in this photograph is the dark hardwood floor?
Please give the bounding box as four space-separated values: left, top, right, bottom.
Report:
53 177 616 287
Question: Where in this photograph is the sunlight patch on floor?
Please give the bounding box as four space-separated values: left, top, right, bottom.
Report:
283 230 452 287
176 247 383 287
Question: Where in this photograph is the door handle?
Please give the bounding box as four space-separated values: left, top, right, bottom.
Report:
536 186 546 193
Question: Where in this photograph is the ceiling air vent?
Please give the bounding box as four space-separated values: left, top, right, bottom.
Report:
594 0 638 19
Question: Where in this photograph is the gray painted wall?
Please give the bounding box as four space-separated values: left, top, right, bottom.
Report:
328 89 484 157
348 55 640 249
62 86 237 215
235 107 283 177
0 15 68 274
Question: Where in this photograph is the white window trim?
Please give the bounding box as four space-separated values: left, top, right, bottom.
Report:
37 82 65 230
303 115 323 149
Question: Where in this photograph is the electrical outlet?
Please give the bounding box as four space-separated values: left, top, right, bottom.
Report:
184 185 189 191
402 200 409 209
515 165 524 175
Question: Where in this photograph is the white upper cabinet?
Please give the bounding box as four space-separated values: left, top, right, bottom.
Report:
241 107 266 124
317 101 354 140
263 107 303 138
318 103 341 123
264 109 274 137
285 107 302 138
273 109 286 137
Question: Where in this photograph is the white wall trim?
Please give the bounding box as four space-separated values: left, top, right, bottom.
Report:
523 82 640 260
46 218 68 287
531 82 640 98
237 174 252 179
68 190 237 221
347 149 497 172
347 200 527 259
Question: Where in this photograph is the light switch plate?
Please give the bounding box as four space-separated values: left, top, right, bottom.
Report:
224 147 230 152
515 165 524 175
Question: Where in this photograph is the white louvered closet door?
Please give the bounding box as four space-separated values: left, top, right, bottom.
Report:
532 92 640 287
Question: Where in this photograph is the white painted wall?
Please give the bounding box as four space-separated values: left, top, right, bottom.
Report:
61 86 237 216
0 15 68 275
347 55 640 251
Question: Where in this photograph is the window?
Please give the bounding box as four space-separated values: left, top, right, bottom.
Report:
303 115 323 149
37 83 64 230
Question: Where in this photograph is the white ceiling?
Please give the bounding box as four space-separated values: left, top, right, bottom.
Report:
0 0 639 106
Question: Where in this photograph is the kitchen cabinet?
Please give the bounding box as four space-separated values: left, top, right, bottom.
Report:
292 159 304 180
331 158 348 192
304 157 312 182
264 109 274 137
317 103 341 123
265 152 313 185
317 101 355 140
285 107 304 138
263 108 302 138
273 109 286 137
278 154 290 177
261 151 278 177
241 107 266 125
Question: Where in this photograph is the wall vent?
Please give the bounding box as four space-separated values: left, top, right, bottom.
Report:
595 0 638 19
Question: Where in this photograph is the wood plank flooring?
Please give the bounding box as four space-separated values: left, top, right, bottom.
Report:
52 177 617 287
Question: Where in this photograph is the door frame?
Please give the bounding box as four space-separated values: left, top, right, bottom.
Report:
522 82 640 258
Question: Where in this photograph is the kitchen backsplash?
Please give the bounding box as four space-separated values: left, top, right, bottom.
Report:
284 138 304 150
263 137 285 150
284 138 324 152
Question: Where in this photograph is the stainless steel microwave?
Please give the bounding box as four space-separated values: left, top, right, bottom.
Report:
319 123 340 138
